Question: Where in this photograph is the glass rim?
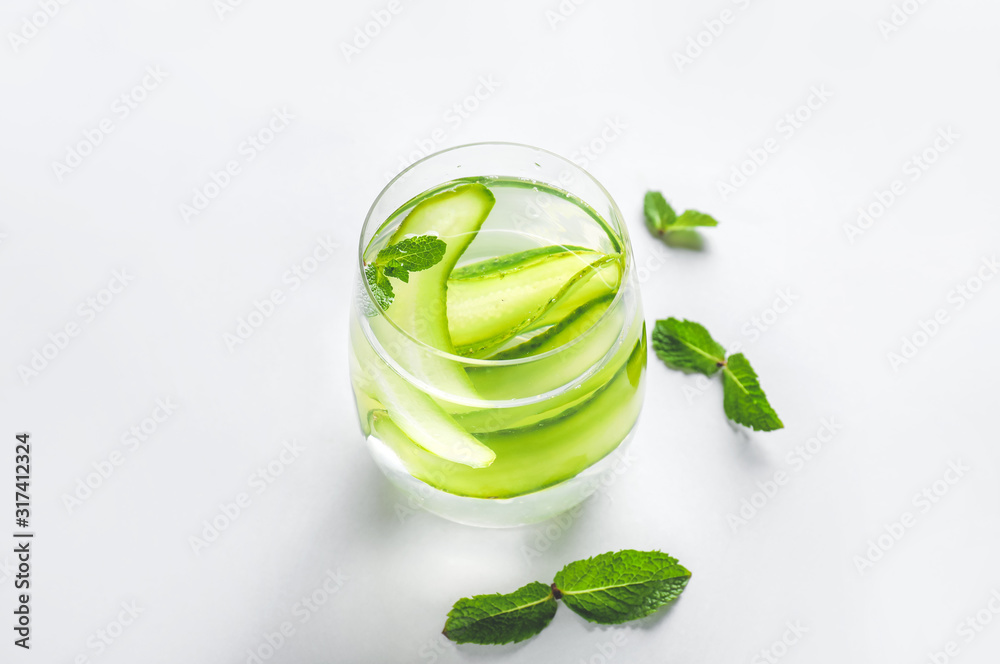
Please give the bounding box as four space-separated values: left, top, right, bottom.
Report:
356 141 634 368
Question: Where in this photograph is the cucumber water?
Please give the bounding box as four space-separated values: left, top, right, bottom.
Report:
351 176 645 503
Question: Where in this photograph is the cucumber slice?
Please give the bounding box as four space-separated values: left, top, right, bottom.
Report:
457 309 643 431
466 294 624 400
531 257 620 327
626 322 647 387
384 182 496 351
367 367 495 468
368 353 644 498
358 183 498 468
490 293 615 360
446 249 621 356
373 183 496 399
352 313 495 468
451 244 592 280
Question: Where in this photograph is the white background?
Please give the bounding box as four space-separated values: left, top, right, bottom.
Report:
2 1 999 662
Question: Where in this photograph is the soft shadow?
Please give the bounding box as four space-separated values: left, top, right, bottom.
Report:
334 434 417 539
516 495 603 566
456 639 534 659
727 420 771 470
629 598 682 630
662 230 707 251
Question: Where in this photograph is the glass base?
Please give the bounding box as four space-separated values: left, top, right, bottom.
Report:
366 424 638 528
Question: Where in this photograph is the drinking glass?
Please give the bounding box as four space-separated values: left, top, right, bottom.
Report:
349 143 645 527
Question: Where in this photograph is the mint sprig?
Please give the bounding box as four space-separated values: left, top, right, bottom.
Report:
652 318 783 432
364 234 446 309
442 550 690 646
644 191 718 247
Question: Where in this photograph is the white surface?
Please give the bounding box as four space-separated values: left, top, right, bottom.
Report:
2 1 999 662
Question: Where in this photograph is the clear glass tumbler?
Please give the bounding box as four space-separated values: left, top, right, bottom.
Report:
349 143 645 527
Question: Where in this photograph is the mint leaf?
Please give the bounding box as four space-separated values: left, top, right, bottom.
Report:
644 190 718 245
441 549 693 646
383 266 409 282
652 319 784 431
443 581 557 645
673 210 718 228
553 550 691 625
643 191 677 235
652 318 726 376
722 353 784 431
377 235 446 272
364 264 394 309
364 235 446 310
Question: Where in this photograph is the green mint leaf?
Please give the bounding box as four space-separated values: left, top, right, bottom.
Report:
364 264 394 309
652 319 784 432
365 235 446 310
662 230 705 250
673 210 718 228
643 191 677 235
383 266 409 283
553 550 691 625
722 353 784 431
644 191 718 247
443 581 557 645
652 318 726 376
377 235 447 272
